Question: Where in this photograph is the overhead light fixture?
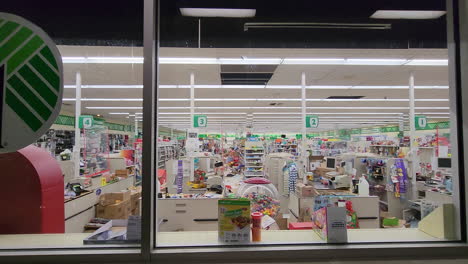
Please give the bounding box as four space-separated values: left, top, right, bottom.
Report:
345 59 408 65
180 8 256 18
86 107 143 110
109 112 130 115
370 10 446 20
244 22 391 31
218 58 282 65
62 56 449 66
282 58 346 65
64 85 143 89
62 57 143 64
405 59 448 66
63 98 142 102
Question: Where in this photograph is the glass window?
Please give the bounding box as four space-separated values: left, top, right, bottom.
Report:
154 0 460 247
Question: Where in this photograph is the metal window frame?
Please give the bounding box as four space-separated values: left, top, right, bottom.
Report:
1 0 468 263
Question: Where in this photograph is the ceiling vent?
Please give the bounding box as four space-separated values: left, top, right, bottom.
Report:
220 65 277 85
326 96 365 99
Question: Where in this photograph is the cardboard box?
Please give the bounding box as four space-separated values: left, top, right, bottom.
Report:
314 168 335 178
274 213 288 230
96 199 131 219
295 183 318 197
115 169 128 178
99 191 131 206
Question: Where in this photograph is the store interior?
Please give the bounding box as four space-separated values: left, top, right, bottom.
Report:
0 40 455 247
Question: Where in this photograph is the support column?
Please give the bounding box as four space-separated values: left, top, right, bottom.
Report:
301 72 307 181
134 116 138 138
73 72 81 179
190 72 195 181
409 72 417 200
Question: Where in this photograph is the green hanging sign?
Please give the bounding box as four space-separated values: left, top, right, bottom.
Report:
193 115 207 128
306 115 319 128
79 115 94 129
0 13 63 153
415 115 428 130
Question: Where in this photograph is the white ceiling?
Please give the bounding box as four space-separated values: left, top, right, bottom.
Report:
57 45 450 133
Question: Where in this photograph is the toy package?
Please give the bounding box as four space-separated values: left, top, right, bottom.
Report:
218 199 251 243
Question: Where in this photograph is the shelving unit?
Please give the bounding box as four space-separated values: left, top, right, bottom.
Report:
157 142 181 169
244 140 265 177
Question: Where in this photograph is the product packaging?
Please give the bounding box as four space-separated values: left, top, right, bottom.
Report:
251 212 262 242
218 199 251 243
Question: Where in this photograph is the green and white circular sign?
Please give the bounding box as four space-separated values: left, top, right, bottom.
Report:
0 13 63 153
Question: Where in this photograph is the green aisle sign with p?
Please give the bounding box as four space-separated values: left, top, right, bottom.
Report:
0 13 63 153
306 115 319 128
415 115 428 130
193 115 207 128
79 115 94 129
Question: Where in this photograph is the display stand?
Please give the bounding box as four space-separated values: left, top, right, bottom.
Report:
244 140 265 177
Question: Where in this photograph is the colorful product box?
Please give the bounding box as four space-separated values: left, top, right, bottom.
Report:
218 199 251 243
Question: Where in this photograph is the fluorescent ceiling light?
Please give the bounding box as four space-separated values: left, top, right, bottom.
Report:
180 8 256 18
345 58 408 65
282 58 346 65
109 112 130 115
370 10 446 20
252 112 405 115
159 98 190 101
62 57 143 64
218 58 282 65
62 57 449 66
64 98 142 102
159 57 218 64
406 59 448 66
196 107 302 109
86 107 143 110
64 85 143 89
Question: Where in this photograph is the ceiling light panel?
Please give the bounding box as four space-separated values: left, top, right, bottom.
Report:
370 10 446 20
180 8 256 18
62 57 448 66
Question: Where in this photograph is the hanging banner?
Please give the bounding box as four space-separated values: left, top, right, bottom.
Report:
0 13 63 153
306 115 319 128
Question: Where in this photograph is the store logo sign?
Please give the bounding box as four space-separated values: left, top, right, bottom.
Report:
306 115 319 128
0 13 63 153
193 115 207 128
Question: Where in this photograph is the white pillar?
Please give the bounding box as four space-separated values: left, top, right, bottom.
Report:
134 116 138 138
73 72 82 179
190 72 195 181
409 72 417 199
301 72 307 181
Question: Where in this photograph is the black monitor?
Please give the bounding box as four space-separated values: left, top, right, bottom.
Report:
438 158 451 169
326 157 336 169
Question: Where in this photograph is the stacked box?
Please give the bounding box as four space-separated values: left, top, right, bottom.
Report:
96 191 131 219
130 186 142 215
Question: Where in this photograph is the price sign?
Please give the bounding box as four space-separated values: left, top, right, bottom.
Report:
306 115 319 128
